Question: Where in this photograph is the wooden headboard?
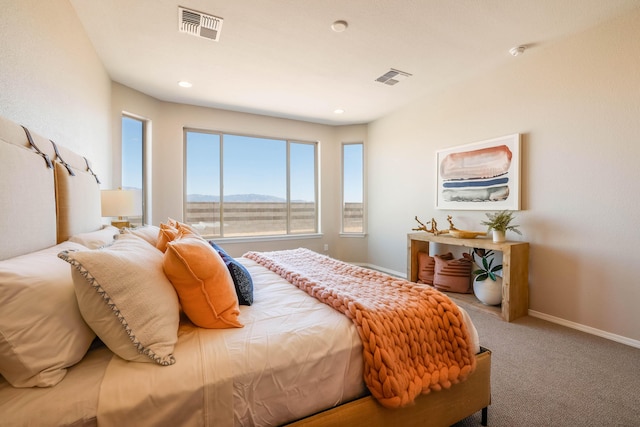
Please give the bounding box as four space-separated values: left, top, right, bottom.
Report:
0 115 102 261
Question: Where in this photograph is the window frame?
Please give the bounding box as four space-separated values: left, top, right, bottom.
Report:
121 113 148 226
183 128 319 239
340 141 366 236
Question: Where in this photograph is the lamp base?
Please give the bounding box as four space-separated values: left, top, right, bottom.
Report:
111 220 130 230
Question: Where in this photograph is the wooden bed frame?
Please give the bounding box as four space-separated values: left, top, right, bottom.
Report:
288 348 490 427
0 113 491 426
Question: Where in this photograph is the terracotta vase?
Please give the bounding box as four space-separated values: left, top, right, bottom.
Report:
473 275 502 305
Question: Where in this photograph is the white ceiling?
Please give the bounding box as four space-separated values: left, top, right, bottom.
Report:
69 0 639 125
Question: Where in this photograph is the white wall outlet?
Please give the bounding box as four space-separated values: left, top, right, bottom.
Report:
323 244 329 251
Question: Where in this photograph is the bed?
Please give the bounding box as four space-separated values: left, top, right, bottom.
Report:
0 114 491 427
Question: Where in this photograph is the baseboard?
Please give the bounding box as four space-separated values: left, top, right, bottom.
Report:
354 263 406 279
528 310 640 350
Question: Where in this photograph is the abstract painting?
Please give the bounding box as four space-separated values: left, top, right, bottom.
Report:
436 134 521 210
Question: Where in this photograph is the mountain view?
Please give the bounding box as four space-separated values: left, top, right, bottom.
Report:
187 193 287 203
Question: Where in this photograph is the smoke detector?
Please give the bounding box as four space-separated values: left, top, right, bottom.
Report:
178 6 223 41
375 69 412 86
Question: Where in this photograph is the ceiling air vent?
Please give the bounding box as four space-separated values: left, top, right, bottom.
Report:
178 6 223 41
375 68 412 86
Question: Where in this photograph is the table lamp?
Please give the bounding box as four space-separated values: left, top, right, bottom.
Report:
101 189 140 229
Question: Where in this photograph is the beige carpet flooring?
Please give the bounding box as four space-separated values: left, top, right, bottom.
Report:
452 303 640 427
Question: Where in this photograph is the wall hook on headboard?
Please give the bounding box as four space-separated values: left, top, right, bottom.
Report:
50 140 75 176
83 157 101 184
21 125 53 169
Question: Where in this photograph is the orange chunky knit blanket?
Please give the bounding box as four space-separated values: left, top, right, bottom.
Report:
244 248 476 408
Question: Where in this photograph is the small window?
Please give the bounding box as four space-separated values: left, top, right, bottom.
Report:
342 142 365 234
121 115 145 226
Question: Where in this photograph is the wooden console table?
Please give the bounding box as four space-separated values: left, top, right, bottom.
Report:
407 232 529 322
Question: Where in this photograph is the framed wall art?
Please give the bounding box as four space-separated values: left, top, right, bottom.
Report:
436 134 521 210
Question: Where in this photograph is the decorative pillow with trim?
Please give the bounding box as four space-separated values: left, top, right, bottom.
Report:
208 241 254 306
0 241 95 387
163 234 242 329
59 234 180 365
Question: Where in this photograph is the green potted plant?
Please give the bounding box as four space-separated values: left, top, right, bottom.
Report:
472 249 502 305
481 210 522 243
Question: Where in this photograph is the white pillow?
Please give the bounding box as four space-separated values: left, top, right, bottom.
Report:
58 234 180 365
0 242 95 387
68 225 120 249
121 224 160 247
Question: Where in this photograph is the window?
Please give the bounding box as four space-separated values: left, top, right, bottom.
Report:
342 142 364 234
184 130 317 238
121 115 145 226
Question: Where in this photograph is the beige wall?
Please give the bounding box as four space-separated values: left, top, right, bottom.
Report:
0 0 112 185
4 0 637 345
367 10 640 343
111 84 368 259
110 84 161 221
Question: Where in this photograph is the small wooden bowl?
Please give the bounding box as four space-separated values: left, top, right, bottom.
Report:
448 229 487 239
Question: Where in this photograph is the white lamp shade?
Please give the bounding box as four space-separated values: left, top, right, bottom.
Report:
101 189 141 218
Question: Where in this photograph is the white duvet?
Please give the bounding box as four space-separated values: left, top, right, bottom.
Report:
98 257 367 427
0 257 479 427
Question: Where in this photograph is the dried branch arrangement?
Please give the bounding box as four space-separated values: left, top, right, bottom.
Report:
413 215 486 239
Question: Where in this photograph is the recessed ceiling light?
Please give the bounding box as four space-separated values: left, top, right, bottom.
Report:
331 20 348 33
334 108 345 114
509 46 525 56
178 81 193 88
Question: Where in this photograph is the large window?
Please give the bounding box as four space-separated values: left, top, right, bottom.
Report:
342 142 364 234
184 130 318 238
121 115 145 226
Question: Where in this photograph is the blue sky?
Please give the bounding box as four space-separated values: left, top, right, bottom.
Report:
343 143 363 203
122 117 143 190
123 118 363 203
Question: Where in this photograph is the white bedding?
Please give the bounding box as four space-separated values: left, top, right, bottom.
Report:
97 257 367 427
0 345 112 426
0 257 479 427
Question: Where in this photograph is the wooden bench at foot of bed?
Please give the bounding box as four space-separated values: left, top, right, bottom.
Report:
288 348 491 427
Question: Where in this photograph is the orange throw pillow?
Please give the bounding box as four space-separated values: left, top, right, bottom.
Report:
433 253 473 293
157 219 201 252
167 218 200 235
156 223 180 252
417 252 453 284
163 234 242 329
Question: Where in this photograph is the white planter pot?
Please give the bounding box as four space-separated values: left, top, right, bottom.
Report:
492 230 506 243
473 275 502 306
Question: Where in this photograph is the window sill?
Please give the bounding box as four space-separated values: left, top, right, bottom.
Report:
211 233 323 244
339 232 367 238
